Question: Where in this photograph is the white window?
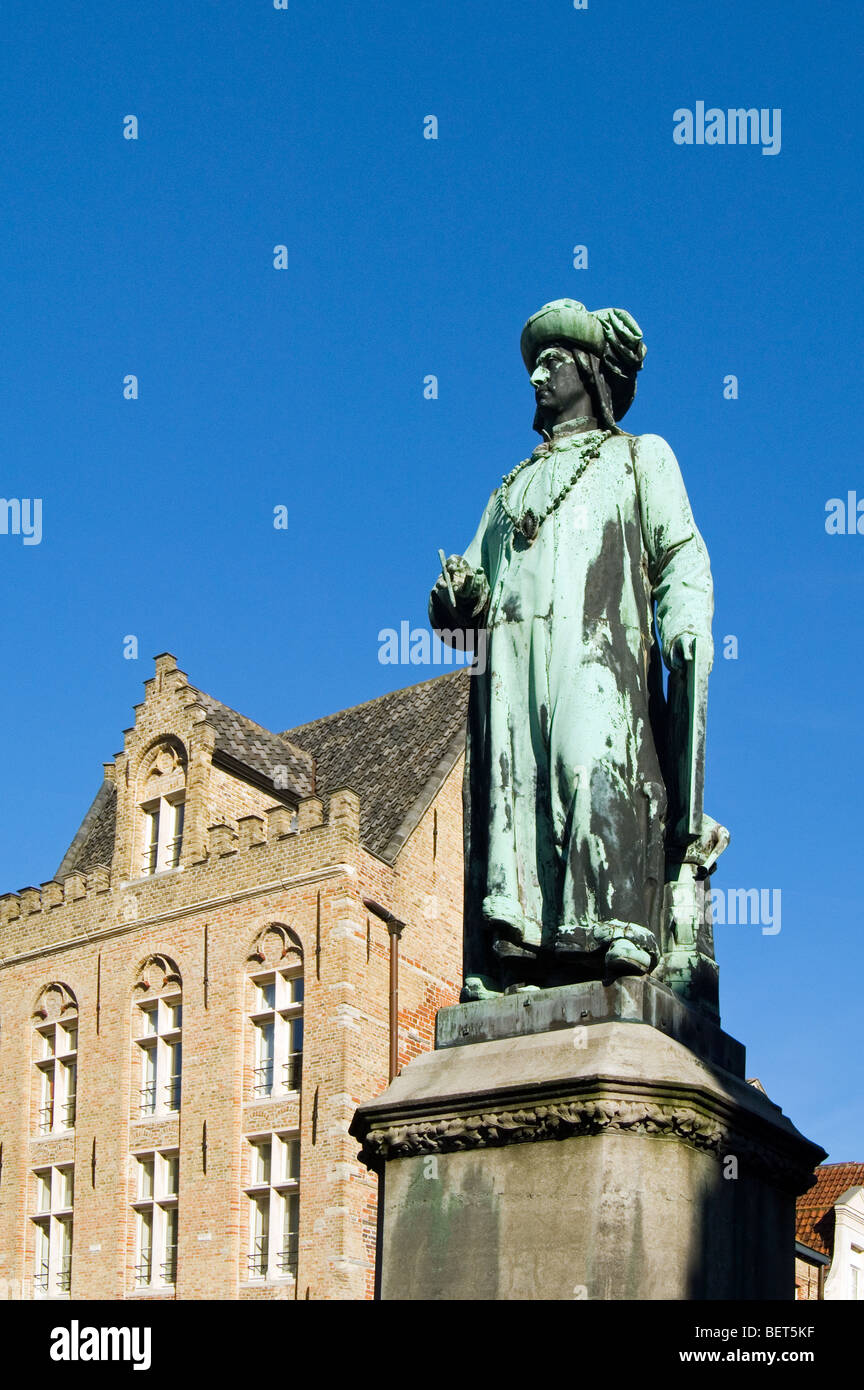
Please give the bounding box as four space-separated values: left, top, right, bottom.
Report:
250 967 303 1099
141 795 185 875
132 1149 179 1289
851 1263 863 1300
32 1166 74 1298
134 994 182 1116
244 1132 300 1282
35 1018 77 1134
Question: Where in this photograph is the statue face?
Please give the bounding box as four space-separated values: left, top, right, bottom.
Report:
530 345 585 420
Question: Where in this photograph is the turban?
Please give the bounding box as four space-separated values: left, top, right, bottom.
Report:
520 298 646 423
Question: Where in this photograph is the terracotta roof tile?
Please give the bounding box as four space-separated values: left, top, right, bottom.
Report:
796 1163 864 1255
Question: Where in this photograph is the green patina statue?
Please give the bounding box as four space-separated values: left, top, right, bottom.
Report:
430 299 728 1011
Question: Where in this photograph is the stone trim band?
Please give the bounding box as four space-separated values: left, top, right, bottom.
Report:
354 1092 819 1195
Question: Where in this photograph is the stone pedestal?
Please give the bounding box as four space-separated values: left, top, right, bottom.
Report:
350 980 825 1300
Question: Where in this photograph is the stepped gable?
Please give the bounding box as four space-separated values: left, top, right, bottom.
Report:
192 689 314 798
53 669 469 881
282 670 469 864
796 1162 864 1255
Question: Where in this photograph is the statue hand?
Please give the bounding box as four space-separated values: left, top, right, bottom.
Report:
430 557 490 635
669 632 714 670
435 555 485 611
442 554 472 594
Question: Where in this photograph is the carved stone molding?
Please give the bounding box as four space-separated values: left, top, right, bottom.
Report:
247 922 302 968
133 952 182 995
355 1093 817 1194
32 980 78 1022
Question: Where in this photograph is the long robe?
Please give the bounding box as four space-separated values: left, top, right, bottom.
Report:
430 425 713 988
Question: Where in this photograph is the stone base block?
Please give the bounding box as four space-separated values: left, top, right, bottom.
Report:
436 976 745 1075
351 1018 825 1301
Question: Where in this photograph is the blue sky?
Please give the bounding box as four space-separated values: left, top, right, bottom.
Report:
1 0 861 1158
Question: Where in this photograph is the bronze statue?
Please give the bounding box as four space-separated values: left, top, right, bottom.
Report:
430 299 727 1010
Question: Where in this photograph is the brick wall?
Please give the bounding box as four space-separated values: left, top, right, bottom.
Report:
794 1256 822 1300
0 661 464 1302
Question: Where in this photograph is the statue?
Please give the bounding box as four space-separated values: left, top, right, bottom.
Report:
430 299 728 1009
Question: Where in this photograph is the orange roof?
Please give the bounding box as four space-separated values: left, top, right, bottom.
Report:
796 1163 864 1257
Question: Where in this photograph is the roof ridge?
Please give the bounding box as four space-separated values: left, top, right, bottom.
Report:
281 669 468 737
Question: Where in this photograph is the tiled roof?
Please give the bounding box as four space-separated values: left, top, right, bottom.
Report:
55 671 469 877
796 1163 864 1256
282 670 469 862
192 690 315 799
56 781 117 880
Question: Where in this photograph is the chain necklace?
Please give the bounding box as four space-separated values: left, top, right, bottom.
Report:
501 428 612 544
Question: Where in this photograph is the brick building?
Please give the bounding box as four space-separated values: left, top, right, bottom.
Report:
0 654 468 1301
796 1162 864 1300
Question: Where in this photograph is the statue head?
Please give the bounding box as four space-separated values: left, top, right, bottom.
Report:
530 341 605 433
521 299 646 436
529 345 592 428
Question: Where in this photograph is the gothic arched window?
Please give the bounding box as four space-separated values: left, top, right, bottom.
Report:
33 984 78 1135
132 955 183 1117
246 927 304 1100
137 741 187 876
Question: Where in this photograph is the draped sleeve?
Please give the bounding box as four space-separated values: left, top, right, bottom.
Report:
632 434 714 669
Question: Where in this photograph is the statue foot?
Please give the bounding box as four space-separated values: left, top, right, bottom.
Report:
461 975 502 1002
503 983 542 995
603 939 652 979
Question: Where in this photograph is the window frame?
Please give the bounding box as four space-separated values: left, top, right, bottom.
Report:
34 1018 78 1135
243 1131 300 1284
131 1148 180 1291
134 992 182 1117
31 1165 74 1299
248 965 304 1101
139 792 185 876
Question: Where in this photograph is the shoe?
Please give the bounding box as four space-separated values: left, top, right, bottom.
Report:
604 938 652 978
